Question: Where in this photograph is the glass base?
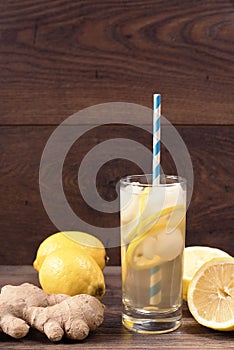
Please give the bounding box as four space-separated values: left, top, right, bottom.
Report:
122 305 182 334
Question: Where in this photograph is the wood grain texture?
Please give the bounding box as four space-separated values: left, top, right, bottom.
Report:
0 266 233 349
0 125 233 265
0 0 234 124
0 0 233 266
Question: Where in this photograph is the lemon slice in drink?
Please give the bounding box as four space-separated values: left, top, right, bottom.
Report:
126 228 164 270
123 182 185 243
139 205 185 237
187 257 234 331
125 204 185 244
183 246 232 301
125 205 185 270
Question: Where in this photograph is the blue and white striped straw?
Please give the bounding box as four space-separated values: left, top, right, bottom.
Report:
150 93 162 305
152 93 161 185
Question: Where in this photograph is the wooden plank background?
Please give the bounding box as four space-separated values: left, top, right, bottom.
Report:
0 0 233 265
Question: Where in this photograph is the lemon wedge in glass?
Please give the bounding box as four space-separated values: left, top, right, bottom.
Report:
124 204 185 244
125 205 185 270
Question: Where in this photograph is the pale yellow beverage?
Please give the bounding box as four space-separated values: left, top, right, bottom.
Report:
120 174 186 333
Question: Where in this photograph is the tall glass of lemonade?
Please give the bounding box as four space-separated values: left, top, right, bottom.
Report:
120 174 186 333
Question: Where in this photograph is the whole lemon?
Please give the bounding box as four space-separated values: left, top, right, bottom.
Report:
39 248 105 299
33 231 107 271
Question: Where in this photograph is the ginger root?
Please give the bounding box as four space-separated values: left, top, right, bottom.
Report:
0 283 105 341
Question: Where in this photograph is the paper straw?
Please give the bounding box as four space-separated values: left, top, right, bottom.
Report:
152 93 161 186
149 93 162 305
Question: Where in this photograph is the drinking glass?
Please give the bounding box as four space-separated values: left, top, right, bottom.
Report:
120 174 186 333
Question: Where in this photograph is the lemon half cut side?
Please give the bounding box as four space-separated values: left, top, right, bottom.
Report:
187 257 234 331
183 246 232 301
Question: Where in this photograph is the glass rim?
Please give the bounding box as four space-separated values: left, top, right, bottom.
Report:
120 174 187 187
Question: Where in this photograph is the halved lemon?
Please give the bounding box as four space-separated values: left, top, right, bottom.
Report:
183 246 232 301
187 257 234 331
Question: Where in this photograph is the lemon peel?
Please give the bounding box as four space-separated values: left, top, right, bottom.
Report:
39 248 105 299
33 231 106 271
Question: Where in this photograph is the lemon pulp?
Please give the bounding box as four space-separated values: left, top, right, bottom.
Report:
187 257 234 331
183 246 231 300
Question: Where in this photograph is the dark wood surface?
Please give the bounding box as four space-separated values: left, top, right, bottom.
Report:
1 125 233 265
0 266 233 349
0 0 234 266
0 0 234 124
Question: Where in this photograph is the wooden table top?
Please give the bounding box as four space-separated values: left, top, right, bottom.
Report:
0 266 233 349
